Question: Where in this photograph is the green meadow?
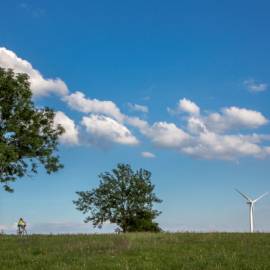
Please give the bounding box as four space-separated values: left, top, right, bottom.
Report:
1 233 270 270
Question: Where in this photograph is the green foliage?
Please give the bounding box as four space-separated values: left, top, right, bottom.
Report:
74 164 162 232
0 68 64 192
125 210 161 232
1 233 270 269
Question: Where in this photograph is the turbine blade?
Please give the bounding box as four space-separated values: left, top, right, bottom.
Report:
235 189 252 201
253 192 268 203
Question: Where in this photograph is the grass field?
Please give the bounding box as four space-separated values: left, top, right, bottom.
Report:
1 233 270 270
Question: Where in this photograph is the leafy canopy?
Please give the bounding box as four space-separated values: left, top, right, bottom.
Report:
74 164 162 232
0 68 64 192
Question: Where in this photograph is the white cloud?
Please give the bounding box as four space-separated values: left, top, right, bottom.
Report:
187 116 207 134
2 45 269 161
182 131 262 160
223 107 268 127
81 114 139 146
244 79 268 93
126 116 190 148
127 112 270 160
165 101 270 160
144 122 190 148
54 111 79 145
128 103 149 113
0 47 68 97
168 98 200 116
207 107 268 132
179 98 200 115
64 91 124 122
57 94 270 159
126 116 149 131
129 98 270 160
141 151 156 158
126 117 189 148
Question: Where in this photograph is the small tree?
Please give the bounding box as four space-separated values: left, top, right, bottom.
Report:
74 164 162 232
0 68 64 192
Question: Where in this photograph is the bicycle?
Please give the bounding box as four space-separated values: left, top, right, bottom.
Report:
17 226 27 236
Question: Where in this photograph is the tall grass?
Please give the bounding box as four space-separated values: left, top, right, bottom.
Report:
1 233 270 269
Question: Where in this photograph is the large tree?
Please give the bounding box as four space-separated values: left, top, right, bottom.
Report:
74 164 162 232
0 68 64 192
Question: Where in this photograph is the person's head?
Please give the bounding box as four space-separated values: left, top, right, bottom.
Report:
19 218 23 221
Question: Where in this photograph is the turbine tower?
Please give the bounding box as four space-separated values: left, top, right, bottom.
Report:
235 189 268 233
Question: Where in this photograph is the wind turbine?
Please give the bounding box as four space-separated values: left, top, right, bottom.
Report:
235 189 268 233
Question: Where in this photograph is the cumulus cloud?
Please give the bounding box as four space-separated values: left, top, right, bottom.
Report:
0 47 68 97
207 107 268 132
64 91 124 122
187 117 207 134
141 151 156 158
182 131 262 160
128 103 149 113
159 98 270 160
53 95 270 159
244 79 268 93
145 122 190 148
126 116 149 131
179 98 200 115
126 117 189 148
168 98 200 116
2 47 269 161
54 111 79 145
140 116 266 160
81 114 139 146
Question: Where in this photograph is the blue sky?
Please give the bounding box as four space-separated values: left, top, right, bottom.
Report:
1 0 270 233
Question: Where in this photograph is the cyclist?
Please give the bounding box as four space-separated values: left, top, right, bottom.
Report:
17 218 27 235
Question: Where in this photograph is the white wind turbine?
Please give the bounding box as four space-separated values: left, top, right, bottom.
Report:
235 189 268 233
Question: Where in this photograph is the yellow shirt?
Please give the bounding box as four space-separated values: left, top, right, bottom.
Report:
18 220 25 226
